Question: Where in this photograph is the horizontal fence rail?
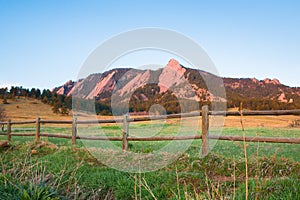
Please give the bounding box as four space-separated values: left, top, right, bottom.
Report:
221 109 300 116
209 135 300 144
0 108 300 153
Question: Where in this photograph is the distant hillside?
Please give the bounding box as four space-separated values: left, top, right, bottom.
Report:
0 97 72 121
0 87 73 117
53 59 300 113
224 77 300 109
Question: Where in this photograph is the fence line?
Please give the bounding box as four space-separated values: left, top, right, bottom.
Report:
2 109 299 125
210 135 300 144
0 108 300 153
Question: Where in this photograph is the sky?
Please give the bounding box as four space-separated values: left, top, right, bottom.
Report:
0 0 299 89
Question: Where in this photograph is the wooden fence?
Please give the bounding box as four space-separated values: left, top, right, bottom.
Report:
1 106 300 155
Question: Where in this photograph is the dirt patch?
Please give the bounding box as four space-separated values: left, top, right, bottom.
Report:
210 174 244 183
28 141 58 150
0 140 10 148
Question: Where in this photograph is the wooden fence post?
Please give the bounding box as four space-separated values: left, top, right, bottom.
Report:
7 119 11 141
35 117 40 143
122 114 129 151
72 117 77 145
201 105 209 157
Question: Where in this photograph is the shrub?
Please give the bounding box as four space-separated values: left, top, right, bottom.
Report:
290 119 300 127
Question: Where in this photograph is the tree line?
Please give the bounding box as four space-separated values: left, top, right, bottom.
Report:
0 86 112 116
226 91 300 110
0 86 72 115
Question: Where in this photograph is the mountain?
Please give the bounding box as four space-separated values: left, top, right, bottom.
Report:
53 59 300 112
54 59 224 101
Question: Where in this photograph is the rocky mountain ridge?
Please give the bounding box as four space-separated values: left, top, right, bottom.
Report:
54 59 300 110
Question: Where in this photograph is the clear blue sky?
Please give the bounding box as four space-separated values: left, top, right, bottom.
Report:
0 0 299 89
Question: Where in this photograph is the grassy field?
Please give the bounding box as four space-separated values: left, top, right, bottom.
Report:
1 125 300 199
1 97 72 121
0 98 300 199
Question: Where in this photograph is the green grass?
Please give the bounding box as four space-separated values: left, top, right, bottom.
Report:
1 125 300 199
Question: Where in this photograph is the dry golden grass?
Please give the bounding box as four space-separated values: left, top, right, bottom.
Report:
1 97 72 121
1 97 299 128
224 115 300 128
225 107 300 128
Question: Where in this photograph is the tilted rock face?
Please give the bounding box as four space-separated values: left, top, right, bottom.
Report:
54 59 196 100
54 59 300 105
87 71 116 99
56 87 65 95
118 69 151 96
55 80 75 95
166 59 186 76
66 79 84 96
278 93 287 103
158 59 186 93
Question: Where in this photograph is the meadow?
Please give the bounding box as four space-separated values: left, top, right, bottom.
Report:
0 124 300 199
0 98 300 199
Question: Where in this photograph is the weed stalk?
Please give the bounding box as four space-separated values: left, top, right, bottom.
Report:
240 102 248 200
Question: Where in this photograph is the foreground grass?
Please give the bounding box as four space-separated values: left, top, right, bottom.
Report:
0 132 299 199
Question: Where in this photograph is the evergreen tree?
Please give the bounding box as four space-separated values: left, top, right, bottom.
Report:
30 88 36 98
35 89 41 99
60 106 69 115
52 102 60 114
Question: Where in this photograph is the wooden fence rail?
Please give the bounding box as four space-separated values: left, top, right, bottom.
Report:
0 107 300 153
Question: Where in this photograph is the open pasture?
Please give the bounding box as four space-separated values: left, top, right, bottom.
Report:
1 115 300 199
